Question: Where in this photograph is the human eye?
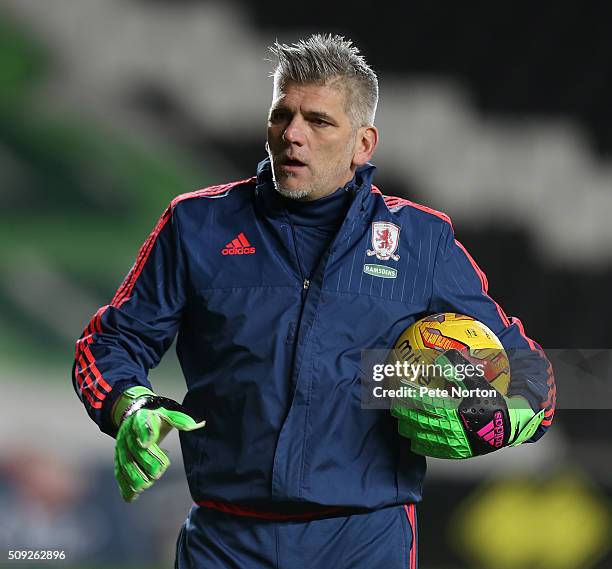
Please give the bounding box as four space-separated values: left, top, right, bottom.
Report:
309 116 332 128
269 109 290 123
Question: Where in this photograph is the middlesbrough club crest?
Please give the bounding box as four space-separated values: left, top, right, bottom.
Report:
366 222 401 261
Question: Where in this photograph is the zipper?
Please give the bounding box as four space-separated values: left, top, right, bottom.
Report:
284 218 306 283
284 216 311 303
273 182 369 498
284 272 308 345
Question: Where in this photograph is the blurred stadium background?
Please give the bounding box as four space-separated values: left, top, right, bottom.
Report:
1 1 611 568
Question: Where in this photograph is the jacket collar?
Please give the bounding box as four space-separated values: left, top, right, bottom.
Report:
255 157 377 222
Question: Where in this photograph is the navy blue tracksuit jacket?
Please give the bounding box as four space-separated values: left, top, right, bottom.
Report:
73 159 555 512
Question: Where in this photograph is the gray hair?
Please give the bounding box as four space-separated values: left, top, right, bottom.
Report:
268 34 379 128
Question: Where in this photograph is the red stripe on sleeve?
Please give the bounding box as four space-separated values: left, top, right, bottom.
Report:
74 363 102 408
74 305 112 410
510 316 536 351
77 353 108 401
82 343 113 393
371 185 556 429
74 180 254 413
75 343 106 403
93 305 107 334
377 188 453 226
510 317 556 421
112 210 171 309
454 239 512 328
113 179 253 309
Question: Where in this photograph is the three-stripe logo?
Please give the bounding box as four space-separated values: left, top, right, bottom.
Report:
476 410 505 448
222 232 256 256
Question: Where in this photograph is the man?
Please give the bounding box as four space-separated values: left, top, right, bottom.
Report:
73 35 555 568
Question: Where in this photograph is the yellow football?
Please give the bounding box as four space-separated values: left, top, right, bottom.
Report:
391 313 510 395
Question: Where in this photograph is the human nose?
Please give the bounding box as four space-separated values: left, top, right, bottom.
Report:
282 115 306 146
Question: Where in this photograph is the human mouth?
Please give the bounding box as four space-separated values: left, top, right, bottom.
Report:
278 156 307 173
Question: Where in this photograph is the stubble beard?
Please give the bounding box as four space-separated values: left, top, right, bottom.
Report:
273 180 313 201
271 160 350 202
269 138 356 201
271 166 316 201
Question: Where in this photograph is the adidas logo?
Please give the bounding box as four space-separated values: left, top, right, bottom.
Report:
221 232 256 256
476 411 504 448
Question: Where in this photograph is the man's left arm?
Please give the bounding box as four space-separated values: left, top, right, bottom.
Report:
393 220 555 457
433 221 555 439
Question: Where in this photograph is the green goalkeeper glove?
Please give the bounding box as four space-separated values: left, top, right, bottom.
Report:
391 351 545 459
112 386 205 502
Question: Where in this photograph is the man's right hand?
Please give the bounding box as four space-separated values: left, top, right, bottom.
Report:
112 386 206 502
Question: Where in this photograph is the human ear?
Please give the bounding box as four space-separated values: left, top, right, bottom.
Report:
352 126 378 166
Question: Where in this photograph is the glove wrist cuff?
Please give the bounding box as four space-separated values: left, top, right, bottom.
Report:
112 386 156 427
507 406 546 446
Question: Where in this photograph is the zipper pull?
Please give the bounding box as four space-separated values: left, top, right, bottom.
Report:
303 278 310 290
